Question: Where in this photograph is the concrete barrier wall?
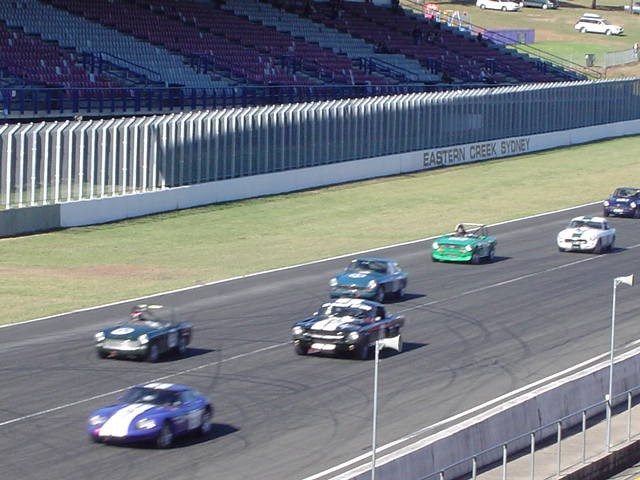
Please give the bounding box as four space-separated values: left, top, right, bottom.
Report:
56 119 639 231
0 204 60 237
340 348 640 480
3 118 639 237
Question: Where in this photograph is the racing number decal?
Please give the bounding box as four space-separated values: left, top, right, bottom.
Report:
167 330 178 348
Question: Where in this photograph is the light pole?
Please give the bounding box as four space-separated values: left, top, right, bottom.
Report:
371 336 401 480
606 274 634 452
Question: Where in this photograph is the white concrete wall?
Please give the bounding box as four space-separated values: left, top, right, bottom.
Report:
59 119 640 229
339 348 640 480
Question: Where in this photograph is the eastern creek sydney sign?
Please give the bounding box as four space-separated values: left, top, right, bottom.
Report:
423 137 531 169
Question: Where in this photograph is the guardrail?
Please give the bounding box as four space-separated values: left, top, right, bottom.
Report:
0 84 460 121
417 385 640 480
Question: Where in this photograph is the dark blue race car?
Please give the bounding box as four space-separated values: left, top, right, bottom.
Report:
329 257 408 303
87 383 212 448
603 187 640 218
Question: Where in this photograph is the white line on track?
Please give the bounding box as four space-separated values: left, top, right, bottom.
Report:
0 343 287 428
1 200 601 330
4 234 638 434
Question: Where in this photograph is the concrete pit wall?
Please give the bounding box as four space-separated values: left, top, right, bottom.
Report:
341 348 640 480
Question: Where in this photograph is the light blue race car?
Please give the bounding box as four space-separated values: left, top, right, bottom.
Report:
329 257 408 303
87 383 212 448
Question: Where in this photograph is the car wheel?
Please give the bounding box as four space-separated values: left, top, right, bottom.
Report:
501 6 507 10
356 338 370 360
374 287 385 303
634 209 640 219
147 343 160 363
542 3 548 8
470 252 480 265
609 236 615 252
96 350 108 359
605 29 612 35
593 239 603 254
580 27 587 33
558 246 566 252
156 422 173 448
480 4 486 8
396 286 406 299
487 248 495 263
294 342 310 355
199 409 212 436
177 336 188 356
431 255 438 262
603 209 609 217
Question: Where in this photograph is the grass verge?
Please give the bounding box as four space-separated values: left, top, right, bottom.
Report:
2 135 639 325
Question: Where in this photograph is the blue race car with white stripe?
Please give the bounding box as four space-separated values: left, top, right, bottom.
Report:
87 383 212 448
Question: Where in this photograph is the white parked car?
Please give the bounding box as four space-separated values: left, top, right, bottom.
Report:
557 216 616 253
476 0 523 10
574 13 623 36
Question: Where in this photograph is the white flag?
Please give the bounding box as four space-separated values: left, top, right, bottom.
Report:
615 275 634 286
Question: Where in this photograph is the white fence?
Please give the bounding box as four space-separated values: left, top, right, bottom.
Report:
3 78 640 212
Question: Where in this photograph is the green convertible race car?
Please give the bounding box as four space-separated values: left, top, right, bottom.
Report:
94 305 193 362
431 223 497 264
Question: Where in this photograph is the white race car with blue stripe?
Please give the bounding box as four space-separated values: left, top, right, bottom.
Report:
87 383 212 448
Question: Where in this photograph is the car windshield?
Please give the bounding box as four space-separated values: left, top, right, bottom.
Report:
613 188 639 197
122 387 180 406
346 260 387 274
127 318 168 329
319 305 370 320
569 220 604 229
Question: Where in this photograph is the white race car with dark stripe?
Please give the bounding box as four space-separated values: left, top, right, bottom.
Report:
556 215 615 253
87 383 212 448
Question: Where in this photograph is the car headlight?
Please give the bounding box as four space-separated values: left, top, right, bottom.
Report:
347 331 360 341
139 334 149 345
464 244 473 252
329 278 338 287
94 332 105 342
631 202 637 208
135 418 157 430
603 200 610 207
292 326 304 336
89 414 107 426
367 280 378 289
432 241 439 249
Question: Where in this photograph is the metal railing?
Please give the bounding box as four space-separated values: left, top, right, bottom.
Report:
417 385 640 480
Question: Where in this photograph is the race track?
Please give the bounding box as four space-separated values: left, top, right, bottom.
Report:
2 204 640 480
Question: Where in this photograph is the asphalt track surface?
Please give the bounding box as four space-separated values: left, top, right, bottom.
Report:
2 204 640 480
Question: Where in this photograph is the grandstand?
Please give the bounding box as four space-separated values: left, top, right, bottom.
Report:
0 0 584 120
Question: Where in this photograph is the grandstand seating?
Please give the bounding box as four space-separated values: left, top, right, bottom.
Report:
0 0 580 111
262 0 568 83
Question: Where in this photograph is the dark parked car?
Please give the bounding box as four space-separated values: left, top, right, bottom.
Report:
523 0 557 8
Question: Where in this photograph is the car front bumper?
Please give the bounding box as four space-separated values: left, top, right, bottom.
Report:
604 205 635 217
557 238 598 251
330 287 377 299
89 426 161 444
432 250 473 262
96 342 148 359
